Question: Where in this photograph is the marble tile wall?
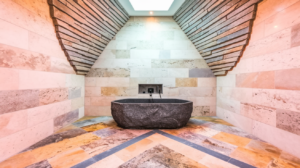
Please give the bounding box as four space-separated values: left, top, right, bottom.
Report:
85 16 217 117
216 0 300 158
0 0 85 162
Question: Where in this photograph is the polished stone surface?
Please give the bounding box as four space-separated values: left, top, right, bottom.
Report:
111 99 193 129
1 116 300 168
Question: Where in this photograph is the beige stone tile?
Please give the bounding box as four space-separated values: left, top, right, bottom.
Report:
115 138 155 162
276 108 300 136
176 78 198 87
87 154 124 168
161 138 207 162
55 124 79 134
85 77 97 87
198 155 238 168
245 140 282 158
96 77 130 87
230 147 274 168
212 132 251 147
85 87 101 97
50 57 75 74
71 97 84 111
48 148 91 168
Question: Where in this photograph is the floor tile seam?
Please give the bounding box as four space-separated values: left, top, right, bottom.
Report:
71 130 157 168
155 130 257 168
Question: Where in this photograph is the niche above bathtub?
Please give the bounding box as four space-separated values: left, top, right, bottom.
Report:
139 84 163 94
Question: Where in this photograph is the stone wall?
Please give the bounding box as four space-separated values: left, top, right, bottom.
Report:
216 0 300 158
85 16 217 117
0 0 85 162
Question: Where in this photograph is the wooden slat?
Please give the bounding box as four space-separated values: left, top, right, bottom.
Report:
174 0 262 76
48 0 129 75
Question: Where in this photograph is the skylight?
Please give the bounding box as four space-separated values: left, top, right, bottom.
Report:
129 0 174 11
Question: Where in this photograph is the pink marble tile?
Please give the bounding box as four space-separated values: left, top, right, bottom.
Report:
85 87 101 97
236 72 274 89
197 78 216 87
0 68 19 90
0 0 57 41
85 106 111 116
0 120 53 162
244 28 291 58
0 109 27 139
0 43 51 71
19 70 66 89
28 32 65 59
275 68 300 90
11 0 53 22
90 97 116 106
255 0 299 25
263 0 300 37
0 19 28 50
27 100 71 127
217 107 253 134
217 97 240 113
252 120 300 158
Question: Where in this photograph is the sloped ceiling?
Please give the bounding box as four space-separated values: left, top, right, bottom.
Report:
48 0 262 76
48 0 129 75
173 0 262 76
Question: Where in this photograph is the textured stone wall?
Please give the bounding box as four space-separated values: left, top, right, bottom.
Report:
216 0 300 158
0 0 85 162
85 16 217 116
173 0 262 76
48 0 130 75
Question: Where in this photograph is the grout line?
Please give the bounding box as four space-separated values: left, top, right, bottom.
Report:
72 129 256 168
71 130 156 168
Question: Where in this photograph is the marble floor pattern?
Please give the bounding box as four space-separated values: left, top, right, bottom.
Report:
1 117 300 168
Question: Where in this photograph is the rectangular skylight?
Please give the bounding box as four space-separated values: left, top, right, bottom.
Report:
129 0 174 11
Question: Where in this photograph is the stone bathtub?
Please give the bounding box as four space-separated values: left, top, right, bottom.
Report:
111 99 193 129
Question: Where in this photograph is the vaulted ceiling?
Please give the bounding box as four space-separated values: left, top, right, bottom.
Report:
48 0 262 76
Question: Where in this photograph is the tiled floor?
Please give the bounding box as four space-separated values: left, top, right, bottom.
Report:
1 117 300 168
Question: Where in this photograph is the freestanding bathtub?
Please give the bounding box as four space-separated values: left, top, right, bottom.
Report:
111 99 193 129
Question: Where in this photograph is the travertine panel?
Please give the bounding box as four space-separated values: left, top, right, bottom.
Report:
86 16 216 116
39 88 68 106
277 109 300 136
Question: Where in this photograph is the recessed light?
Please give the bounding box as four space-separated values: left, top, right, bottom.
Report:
150 11 153 15
129 0 174 11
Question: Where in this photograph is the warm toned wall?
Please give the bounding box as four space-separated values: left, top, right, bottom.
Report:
85 16 217 117
0 0 85 162
216 0 300 158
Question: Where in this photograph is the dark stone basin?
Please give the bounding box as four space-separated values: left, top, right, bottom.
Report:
111 99 193 129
